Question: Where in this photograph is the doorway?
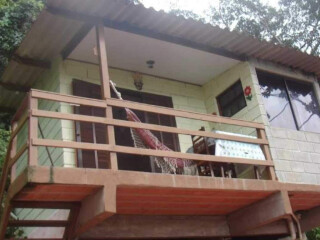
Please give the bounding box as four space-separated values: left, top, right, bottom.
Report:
72 79 179 172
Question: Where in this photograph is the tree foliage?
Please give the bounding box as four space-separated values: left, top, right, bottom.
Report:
0 0 44 75
168 0 320 56
0 0 43 237
210 0 320 56
307 228 320 240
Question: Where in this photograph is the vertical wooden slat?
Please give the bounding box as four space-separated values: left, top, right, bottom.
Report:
10 122 17 183
96 24 118 170
28 93 38 166
64 203 81 240
257 129 276 180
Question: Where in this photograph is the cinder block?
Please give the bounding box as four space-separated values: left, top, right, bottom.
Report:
292 151 311 163
286 130 306 141
303 162 320 174
305 132 320 143
298 141 314 152
270 128 287 139
313 143 320 153
273 160 291 171
284 172 302 183
290 161 304 173
270 138 298 150
302 173 317 184
310 153 320 163
276 149 294 160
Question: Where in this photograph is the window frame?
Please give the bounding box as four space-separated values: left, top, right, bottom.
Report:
216 79 247 117
257 69 320 133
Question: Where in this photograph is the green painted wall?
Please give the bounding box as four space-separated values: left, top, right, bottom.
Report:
14 58 66 237
59 59 211 165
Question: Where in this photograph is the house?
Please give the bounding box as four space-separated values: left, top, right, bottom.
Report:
1 0 320 239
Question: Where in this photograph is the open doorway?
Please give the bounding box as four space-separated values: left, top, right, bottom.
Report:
72 79 179 172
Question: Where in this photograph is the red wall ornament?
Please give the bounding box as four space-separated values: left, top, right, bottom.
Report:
244 86 252 101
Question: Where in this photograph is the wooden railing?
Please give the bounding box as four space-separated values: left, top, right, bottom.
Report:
0 89 277 202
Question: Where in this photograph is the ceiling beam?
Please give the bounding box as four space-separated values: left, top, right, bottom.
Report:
61 23 93 59
0 82 30 92
227 191 293 235
12 54 51 69
46 6 245 61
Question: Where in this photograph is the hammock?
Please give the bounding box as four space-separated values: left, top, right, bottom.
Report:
110 81 195 174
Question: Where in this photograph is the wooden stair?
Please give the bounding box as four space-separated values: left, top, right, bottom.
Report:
2 201 81 240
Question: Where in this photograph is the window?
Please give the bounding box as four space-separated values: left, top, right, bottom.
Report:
217 80 247 117
257 70 320 133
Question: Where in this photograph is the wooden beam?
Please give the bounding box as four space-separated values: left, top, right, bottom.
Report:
228 191 293 235
242 220 289 237
107 98 265 129
32 109 269 145
75 187 115 236
64 204 81 240
0 200 12 240
28 95 38 166
80 215 229 239
11 201 77 209
32 138 274 167
46 6 244 61
96 23 118 170
31 89 105 108
61 23 93 59
0 81 29 92
8 220 68 227
12 54 51 69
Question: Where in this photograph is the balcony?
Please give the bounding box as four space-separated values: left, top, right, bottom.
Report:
1 89 319 239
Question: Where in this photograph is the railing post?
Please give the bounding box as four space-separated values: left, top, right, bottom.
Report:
257 128 276 180
28 92 38 166
10 122 17 183
96 23 118 170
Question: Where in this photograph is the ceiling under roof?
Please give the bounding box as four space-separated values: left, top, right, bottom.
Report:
1 0 320 110
69 27 239 85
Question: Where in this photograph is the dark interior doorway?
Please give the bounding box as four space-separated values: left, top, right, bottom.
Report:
72 79 179 172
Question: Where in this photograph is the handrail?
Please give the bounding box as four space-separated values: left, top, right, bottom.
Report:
0 114 29 207
106 98 265 129
32 109 269 145
30 89 265 129
31 89 105 108
0 88 276 190
32 139 273 167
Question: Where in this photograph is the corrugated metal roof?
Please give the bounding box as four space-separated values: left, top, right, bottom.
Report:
1 0 320 109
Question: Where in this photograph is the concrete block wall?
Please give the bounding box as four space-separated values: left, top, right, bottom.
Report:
250 59 320 184
203 62 264 136
59 59 210 167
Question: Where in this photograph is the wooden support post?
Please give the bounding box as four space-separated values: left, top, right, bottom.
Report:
96 23 118 170
64 203 81 240
257 128 276 180
10 122 17 183
0 200 12 239
287 217 297 240
228 191 293 235
28 94 38 166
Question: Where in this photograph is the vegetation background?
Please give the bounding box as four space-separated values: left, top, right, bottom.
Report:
0 0 319 238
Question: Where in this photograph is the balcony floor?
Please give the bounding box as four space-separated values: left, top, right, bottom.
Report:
7 166 320 239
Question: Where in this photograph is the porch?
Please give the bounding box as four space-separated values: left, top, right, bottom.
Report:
0 88 319 239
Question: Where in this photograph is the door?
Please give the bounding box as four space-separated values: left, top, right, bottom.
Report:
72 79 179 172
